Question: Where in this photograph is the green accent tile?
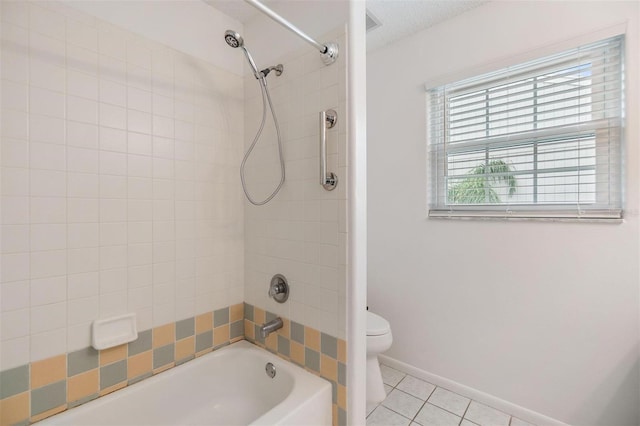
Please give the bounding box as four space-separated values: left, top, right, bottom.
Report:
305 348 320 372
100 360 127 390
321 333 337 359
338 362 346 386
68 347 99 377
230 320 243 339
244 303 254 321
0 364 29 399
291 321 304 344
277 335 290 357
176 318 195 340
214 307 229 327
128 372 152 386
338 407 347 426
195 331 213 352
265 311 277 322
68 393 98 409
153 344 174 369
176 354 194 366
31 380 66 416
128 329 152 356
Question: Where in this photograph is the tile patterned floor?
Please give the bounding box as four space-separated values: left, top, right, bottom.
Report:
366 364 535 426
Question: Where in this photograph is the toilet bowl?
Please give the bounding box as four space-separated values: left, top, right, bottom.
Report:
366 311 392 403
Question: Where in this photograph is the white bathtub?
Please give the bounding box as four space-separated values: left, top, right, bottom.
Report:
40 340 332 425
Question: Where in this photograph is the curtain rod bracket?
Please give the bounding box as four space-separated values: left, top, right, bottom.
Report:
320 42 339 65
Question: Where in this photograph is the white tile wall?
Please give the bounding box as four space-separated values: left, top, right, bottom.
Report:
0 0 245 369
243 28 348 339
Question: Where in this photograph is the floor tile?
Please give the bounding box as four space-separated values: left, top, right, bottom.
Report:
414 402 462 426
385 384 393 394
367 401 379 417
464 401 510 426
510 417 535 426
382 389 425 420
428 387 470 416
461 420 479 426
381 364 406 387
397 375 436 400
367 405 411 426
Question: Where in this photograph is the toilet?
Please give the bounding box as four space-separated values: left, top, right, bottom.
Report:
366 310 393 403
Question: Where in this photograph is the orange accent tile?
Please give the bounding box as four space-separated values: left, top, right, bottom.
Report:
99 381 126 397
127 351 152 379
277 318 290 338
153 323 175 348
0 392 29 426
321 354 338 381
266 332 277 351
230 335 243 344
195 348 212 358
213 324 229 346
254 307 265 325
290 341 304 366
100 344 127 366
337 339 347 363
195 312 213 334
305 327 320 351
175 336 195 361
338 384 347 409
30 405 67 423
332 404 338 426
152 363 174 375
244 319 255 340
67 369 99 403
31 354 66 389
230 303 243 322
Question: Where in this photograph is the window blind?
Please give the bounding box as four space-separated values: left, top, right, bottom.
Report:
428 35 624 220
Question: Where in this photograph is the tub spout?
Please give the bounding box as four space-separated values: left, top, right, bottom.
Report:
259 317 283 339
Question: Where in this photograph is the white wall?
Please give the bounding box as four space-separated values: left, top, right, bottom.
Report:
367 2 639 425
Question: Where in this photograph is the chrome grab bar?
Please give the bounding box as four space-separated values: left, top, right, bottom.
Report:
320 109 338 191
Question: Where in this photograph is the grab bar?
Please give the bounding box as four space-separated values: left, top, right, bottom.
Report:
320 109 338 191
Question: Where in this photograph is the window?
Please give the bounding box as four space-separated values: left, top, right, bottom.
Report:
428 35 624 220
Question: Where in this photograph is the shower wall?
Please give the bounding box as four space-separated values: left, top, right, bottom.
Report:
0 0 244 374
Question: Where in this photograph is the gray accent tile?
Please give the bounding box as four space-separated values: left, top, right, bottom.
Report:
153 344 174 369
128 329 152 356
213 341 230 351
305 348 320 372
291 321 304 344
100 360 127 390
176 354 194 366
382 389 423 420
68 393 98 408
214 307 229 327
31 380 66 416
254 324 264 343
331 380 337 404
244 303 254 321
321 332 338 358
338 407 347 426
68 347 99 377
428 387 470 416
367 406 410 426
277 335 290 357
265 311 277 322
464 401 510 426
230 320 244 339
195 331 213 352
128 372 153 386
0 364 29 399
338 362 347 386
176 318 195 340
415 403 461 426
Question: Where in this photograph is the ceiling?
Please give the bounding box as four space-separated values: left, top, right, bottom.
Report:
205 0 487 52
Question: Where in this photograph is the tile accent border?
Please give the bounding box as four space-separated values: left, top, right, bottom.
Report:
0 303 348 426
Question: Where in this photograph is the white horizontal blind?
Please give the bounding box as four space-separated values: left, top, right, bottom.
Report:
428 35 624 219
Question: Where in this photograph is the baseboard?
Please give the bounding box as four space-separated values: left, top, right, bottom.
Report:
378 354 568 426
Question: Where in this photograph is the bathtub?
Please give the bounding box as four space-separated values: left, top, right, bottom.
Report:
40 340 332 425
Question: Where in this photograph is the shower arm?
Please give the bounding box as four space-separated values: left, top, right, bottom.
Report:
243 0 339 65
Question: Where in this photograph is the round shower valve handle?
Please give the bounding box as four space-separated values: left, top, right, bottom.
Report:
269 274 289 303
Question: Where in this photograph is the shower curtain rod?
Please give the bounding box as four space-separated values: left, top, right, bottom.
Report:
243 0 339 65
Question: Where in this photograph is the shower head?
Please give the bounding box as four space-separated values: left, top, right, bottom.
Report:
224 30 243 48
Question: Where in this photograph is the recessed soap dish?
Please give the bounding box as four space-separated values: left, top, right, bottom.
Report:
92 313 138 350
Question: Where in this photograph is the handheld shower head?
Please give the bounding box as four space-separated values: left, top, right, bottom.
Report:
224 30 243 48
